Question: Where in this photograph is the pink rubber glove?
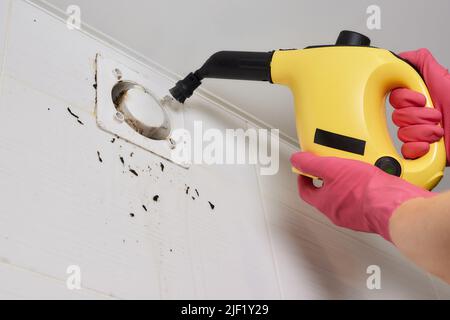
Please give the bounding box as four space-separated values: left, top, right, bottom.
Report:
290 152 434 242
390 49 450 162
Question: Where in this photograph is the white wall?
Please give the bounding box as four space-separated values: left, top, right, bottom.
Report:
0 0 449 299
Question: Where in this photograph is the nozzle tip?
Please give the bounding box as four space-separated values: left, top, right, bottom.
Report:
169 72 202 104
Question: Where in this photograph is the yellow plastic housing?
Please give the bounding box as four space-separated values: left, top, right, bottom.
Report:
271 47 445 190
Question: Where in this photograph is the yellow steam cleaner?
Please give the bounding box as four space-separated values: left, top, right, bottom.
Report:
169 30 445 190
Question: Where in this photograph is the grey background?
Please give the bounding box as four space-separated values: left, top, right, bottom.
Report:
43 0 450 190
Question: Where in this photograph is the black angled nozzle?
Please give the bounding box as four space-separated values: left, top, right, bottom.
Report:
169 72 202 104
169 51 274 104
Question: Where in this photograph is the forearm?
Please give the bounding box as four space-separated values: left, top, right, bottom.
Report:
389 191 450 283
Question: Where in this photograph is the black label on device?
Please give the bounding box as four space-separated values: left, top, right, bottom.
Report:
314 128 366 155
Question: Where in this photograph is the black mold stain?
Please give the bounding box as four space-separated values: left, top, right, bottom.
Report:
111 138 116 143
153 195 160 202
185 186 190 195
120 156 125 165
130 152 134 158
192 197 196 201
129 213 135 218
47 108 50 111
67 108 84 125
94 62 98 105
142 205 147 212
160 162 165 172
195 189 200 197
208 201 215 210
97 151 103 163
170 249 173 253
67 107 79 119
129 169 138 176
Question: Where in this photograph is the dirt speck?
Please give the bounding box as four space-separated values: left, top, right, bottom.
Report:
142 205 147 212
129 213 135 218
67 107 79 119
120 156 125 165
68 107 84 125
130 152 134 158
208 201 215 210
153 195 160 202
160 162 165 172
195 189 200 197
97 151 103 163
129 169 138 176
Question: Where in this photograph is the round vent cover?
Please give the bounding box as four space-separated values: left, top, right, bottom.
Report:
111 81 171 140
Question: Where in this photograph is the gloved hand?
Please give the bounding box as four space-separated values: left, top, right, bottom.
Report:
290 152 434 242
390 49 450 162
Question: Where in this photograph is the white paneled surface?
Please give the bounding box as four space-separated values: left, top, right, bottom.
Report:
0 263 111 299
0 0 448 299
183 102 281 299
431 277 450 299
0 0 11 77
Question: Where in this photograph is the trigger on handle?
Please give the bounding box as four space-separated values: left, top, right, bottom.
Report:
292 167 324 188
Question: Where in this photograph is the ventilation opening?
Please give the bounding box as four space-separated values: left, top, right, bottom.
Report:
111 80 171 140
